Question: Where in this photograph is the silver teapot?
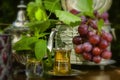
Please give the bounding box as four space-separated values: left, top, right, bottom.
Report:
4 0 29 44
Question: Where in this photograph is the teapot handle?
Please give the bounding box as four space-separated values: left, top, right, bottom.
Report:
47 28 58 52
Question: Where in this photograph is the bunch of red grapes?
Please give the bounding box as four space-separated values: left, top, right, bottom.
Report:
71 10 113 63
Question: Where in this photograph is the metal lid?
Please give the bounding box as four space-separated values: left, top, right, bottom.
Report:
12 0 28 27
17 0 26 8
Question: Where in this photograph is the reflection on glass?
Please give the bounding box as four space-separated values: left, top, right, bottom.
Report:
25 56 43 78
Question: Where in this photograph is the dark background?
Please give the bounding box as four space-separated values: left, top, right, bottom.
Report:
0 0 30 24
109 0 120 61
0 0 120 61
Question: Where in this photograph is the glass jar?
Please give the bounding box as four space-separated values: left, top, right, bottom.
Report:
25 54 43 78
53 48 71 74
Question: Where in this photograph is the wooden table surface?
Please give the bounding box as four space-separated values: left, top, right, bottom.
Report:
11 65 120 80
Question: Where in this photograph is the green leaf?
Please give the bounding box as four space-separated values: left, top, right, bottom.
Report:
77 0 93 12
13 36 38 51
55 10 81 26
43 0 61 12
35 8 43 21
76 0 94 17
35 8 47 21
27 20 50 33
27 2 38 21
97 19 104 33
35 39 47 60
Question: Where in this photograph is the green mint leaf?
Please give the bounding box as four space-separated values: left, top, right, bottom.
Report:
38 20 50 33
13 36 38 51
35 8 47 21
27 20 50 33
55 10 81 26
27 2 38 21
97 19 104 33
35 8 43 21
35 39 47 60
43 0 61 13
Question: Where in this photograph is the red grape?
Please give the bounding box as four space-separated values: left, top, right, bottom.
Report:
101 31 113 42
101 50 112 59
82 42 92 52
89 35 100 45
93 56 101 63
83 52 92 60
78 24 88 36
74 44 83 54
88 30 96 38
72 36 83 45
81 16 87 24
89 19 98 29
101 12 109 21
99 39 109 49
92 47 101 56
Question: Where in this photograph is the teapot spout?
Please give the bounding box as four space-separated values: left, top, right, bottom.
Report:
47 28 58 52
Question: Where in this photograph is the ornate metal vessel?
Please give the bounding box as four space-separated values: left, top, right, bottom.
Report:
4 0 29 65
